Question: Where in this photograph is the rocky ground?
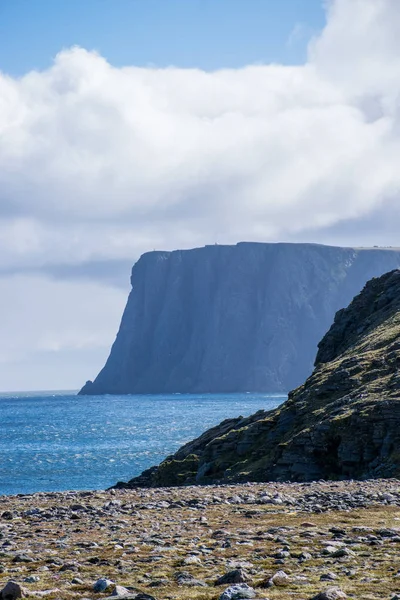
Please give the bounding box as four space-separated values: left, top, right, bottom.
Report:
2 480 400 599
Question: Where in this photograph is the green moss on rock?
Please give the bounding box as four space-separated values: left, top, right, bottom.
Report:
117 269 400 488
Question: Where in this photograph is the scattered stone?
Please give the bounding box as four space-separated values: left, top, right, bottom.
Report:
59 561 79 571
182 555 201 565
320 573 338 581
268 570 290 587
28 590 60 597
13 554 33 563
174 572 207 587
330 548 355 558
312 587 347 600
215 569 249 586
219 584 257 600
0 581 23 600
110 585 132 597
93 578 114 592
0 479 400 600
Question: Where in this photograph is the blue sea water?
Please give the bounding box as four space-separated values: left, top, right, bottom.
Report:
0 391 285 496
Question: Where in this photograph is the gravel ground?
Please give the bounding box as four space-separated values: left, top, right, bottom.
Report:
1 479 400 599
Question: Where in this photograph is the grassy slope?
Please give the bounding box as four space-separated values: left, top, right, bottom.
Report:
119 270 400 488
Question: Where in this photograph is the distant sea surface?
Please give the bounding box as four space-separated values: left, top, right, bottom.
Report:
0 391 286 495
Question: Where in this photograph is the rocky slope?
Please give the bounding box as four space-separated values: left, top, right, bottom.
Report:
79 243 400 394
116 269 400 487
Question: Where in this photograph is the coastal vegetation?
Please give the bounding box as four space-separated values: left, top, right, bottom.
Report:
119 269 400 487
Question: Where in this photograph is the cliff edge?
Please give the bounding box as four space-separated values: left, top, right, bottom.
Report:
79 243 400 395
116 269 400 486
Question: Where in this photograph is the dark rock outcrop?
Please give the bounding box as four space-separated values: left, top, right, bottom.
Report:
79 243 400 395
115 269 400 487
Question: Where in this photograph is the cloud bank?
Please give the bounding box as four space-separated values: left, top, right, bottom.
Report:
0 0 399 389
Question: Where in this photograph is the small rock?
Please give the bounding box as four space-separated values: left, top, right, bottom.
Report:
182 555 201 565
93 578 114 592
215 569 249 586
59 562 79 572
28 589 60 597
0 581 23 600
273 550 290 559
13 554 33 563
331 548 355 558
174 572 207 587
148 580 169 587
219 584 257 600
269 570 290 587
23 576 40 584
312 587 347 600
293 575 311 585
111 585 131 597
322 546 339 556
320 573 338 581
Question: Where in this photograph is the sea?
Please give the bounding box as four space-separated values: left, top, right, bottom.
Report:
0 391 286 496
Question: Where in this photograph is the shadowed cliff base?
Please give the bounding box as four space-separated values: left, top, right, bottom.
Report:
115 269 400 487
79 242 400 395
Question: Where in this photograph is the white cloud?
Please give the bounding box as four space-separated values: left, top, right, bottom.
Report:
0 0 400 389
0 0 399 260
310 0 400 102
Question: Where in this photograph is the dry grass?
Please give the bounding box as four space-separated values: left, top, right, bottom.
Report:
1 484 400 599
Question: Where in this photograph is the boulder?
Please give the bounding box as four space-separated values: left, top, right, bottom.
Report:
312 588 347 600
0 582 23 600
215 569 249 586
219 584 257 600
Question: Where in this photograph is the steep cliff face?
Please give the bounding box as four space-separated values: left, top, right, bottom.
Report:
116 269 400 487
79 243 400 395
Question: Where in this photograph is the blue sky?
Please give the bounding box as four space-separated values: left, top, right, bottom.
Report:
0 0 325 75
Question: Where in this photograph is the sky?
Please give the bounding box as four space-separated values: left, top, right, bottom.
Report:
0 0 325 73
0 0 399 391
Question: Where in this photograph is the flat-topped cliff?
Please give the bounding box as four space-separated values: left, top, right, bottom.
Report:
79 243 400 395
116 269 400 486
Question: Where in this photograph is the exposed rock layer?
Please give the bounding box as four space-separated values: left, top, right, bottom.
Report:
117 269 400 487
79 243 400 394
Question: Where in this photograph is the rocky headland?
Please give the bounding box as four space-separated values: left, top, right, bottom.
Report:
79 243 400 395
117 269 400 488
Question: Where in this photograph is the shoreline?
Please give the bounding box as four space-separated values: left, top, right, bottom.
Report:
1 476 400 500
1 479 400 599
